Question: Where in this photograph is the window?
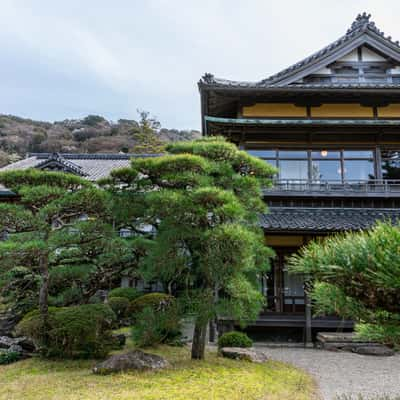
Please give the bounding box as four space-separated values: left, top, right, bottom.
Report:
311 160 341 182
344 160 375 181
280 160 308 181
246 148 377 182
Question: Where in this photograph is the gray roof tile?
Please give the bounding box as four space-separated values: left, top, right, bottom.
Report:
261 207 400 232
0 153 159 181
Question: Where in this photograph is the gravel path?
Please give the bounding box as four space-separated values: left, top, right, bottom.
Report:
261 347 400 400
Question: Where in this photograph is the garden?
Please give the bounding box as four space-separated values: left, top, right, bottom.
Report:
0 138 399 399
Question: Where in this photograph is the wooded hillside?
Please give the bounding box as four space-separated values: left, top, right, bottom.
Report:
0 112 200 167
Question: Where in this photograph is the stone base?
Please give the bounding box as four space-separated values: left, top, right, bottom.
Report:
316 332 394 356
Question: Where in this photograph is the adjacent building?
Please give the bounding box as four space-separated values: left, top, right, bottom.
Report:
199 13 400 341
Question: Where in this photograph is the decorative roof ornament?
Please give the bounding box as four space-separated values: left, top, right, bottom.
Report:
347 12 373 33
201 73 215 84
35 152 87 176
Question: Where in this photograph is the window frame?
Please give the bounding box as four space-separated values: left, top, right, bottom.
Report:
245 146 378 182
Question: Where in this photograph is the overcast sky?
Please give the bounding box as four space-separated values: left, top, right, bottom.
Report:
0 1 399 130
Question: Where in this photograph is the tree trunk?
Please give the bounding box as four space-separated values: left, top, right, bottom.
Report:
191 317 208 360
38 252 49 344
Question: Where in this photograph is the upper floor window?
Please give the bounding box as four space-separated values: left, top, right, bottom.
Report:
247 148 376 182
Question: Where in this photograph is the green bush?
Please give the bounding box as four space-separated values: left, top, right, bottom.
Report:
108 287 142 302
129 293 175 315
218 331 253 349
108 296 130 321
0 351 21 365
17 304 116 359
131 305 181 347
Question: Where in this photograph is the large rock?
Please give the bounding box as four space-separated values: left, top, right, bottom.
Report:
352 345 395 357
0 336 15 349
93 350 170 375
220 347 268 363
0 336 35 355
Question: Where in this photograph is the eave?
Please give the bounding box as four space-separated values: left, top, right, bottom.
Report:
205 116 400 127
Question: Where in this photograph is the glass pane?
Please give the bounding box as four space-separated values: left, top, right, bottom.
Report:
279 160 308 181
247 149 276 158
382 160 400 180
311 160 342 182
278 150 308 159
311 150 340 159
343 150 374 158
344 160 375 181
283 270 304 305
264 159 277 168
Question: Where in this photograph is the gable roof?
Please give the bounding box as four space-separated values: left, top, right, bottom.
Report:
35 153 88 176
0 153 159 181
199 13 400 90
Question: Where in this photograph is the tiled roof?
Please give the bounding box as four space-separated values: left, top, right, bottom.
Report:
199 13 400 90
0 153 159 181
0 184 14 197
260 207 400 232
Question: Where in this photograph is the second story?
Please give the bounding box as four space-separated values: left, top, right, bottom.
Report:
199 13 400 202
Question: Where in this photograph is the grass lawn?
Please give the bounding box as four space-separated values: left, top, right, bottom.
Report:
0 342 318 400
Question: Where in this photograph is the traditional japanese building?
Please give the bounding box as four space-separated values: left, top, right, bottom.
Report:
199 13 400 341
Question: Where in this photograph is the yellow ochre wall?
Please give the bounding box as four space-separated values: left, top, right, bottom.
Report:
311 104 373 118
242 103 307 117
377 104 400 118
241 103 400 118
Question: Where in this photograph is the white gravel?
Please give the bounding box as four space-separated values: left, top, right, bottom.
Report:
261 347 400 400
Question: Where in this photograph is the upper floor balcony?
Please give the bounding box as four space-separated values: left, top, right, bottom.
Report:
264 179 400 197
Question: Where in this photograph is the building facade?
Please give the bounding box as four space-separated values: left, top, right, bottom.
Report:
199 13 400 341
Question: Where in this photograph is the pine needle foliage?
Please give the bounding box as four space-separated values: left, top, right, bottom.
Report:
288 222 400 347
104 137 276 359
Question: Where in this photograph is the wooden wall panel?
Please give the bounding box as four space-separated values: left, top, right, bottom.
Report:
265 235 305 247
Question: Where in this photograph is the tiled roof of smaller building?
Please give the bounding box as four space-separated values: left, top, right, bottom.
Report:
0 153 159 181
261 207 400 232
0 184 14 197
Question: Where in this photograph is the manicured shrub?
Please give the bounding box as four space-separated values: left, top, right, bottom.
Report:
0 351 21 365
217 331 253 349
289 222 400 347
129 293 175 315
131 305 182 347
17 304 116 359
108 287 142 302
108 296 130 321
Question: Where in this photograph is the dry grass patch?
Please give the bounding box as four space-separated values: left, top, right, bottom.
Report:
0 345 317 400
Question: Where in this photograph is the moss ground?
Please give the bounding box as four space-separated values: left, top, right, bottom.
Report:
0 340 318 400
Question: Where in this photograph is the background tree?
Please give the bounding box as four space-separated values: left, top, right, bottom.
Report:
103 137 275 359
130 110 165 154
0 170 120 334
288 222 400 346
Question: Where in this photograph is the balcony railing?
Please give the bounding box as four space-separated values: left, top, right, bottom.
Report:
265 179 400 195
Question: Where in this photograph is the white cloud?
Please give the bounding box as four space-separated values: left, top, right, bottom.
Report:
0 0 400 129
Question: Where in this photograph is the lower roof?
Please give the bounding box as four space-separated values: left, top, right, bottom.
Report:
261 207 400 233
0 153 159 181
